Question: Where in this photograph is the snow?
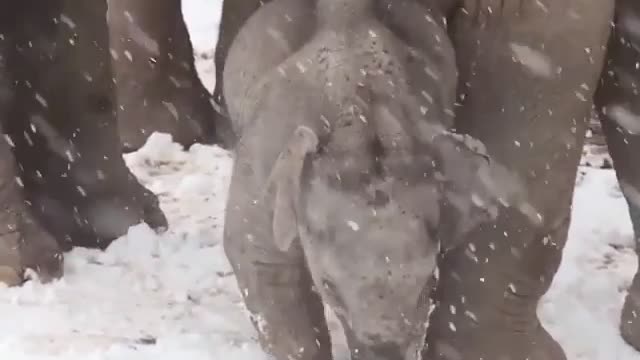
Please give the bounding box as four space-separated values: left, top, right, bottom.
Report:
0 1 639 359
541 167 639 359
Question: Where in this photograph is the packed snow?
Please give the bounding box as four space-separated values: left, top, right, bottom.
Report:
1 1 639 359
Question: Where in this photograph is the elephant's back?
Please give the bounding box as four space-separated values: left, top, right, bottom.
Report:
223 0 316 132
224 0 458 133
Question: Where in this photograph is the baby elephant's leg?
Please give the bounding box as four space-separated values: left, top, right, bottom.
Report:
223 163 331 360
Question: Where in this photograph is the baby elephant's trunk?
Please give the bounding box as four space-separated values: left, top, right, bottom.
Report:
315 0 375 25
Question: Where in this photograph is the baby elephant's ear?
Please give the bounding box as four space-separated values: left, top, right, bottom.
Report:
266 126 319 252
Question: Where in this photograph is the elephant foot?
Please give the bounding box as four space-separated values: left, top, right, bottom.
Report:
16 209 64 283
424 317 566 360
122 172 168 233
620 272 640 351
118 88 219 153
530 325 567 360
0 201 63 286
0 266 22 287
424 271 566 360
0 144 63 285
29 170 167 251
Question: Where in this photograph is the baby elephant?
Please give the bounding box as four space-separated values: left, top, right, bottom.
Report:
222 0 535 359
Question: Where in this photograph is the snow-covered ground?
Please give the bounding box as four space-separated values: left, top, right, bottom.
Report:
0 1 639 359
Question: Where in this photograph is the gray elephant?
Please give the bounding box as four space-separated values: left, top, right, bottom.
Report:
106 0 235 152
221 0 548 359
216 0 640 359
423 1 613 359
596 0 640 351
0 0 169 285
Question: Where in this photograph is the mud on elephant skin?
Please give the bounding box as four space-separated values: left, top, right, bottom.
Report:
222 0 538 359
2 0 167 252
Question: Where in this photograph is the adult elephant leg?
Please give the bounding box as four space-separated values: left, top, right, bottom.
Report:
0 2 66 285
223 160 331 360
5 0 167 250
594 0 640 349
0 133 63 286
211 0 265 147
0 76 61 284
424 1 614 359
108 0 229 151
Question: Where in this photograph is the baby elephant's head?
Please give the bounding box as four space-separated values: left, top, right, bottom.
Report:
264 125 443 359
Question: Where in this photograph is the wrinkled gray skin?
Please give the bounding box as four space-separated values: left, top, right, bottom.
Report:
216 0 640 359
107 0 234 152
222 0 540 359
424 2 613 360
596 0 640 351
0 0 168 285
